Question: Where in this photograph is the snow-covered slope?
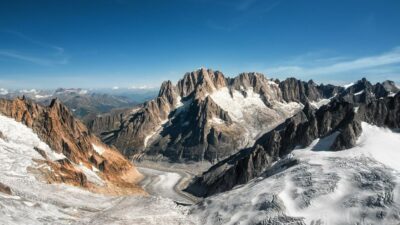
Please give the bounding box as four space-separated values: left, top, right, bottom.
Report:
191 123 400 225
210 87 302 147
0 114 197 225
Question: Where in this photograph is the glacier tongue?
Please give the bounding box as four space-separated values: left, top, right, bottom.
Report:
191 122 400 225
0 114 197 225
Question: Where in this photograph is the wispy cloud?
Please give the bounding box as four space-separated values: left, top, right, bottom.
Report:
234 0 259 11
0 31 68 66
2 30 64 55
0 50 68 66
266 47 400 80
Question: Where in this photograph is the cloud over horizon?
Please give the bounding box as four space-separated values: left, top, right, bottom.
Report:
265 47 400 84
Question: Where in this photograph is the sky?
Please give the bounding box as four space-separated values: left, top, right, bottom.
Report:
0 0 399 89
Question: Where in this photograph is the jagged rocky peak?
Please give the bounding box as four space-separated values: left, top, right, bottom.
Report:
279 77 323 103
228 72 283 105
158 80 178 106
374 80 399 98
345 77 373 93
176 68 227 98
229 72 267 89
339 77 399 105
382 80 399 92
358 91 400 128
0 97 144 195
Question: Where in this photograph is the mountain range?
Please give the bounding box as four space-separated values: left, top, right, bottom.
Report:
89 68 398 164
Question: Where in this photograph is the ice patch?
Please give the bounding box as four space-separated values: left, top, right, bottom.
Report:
309 98 330 109
210 87 266 121
34 94 52 99
343 82 354 89
92 143 105 155
210 117 225 125
210 87 302 148
77 164 105 186
354 90 364 95
143 119 168 148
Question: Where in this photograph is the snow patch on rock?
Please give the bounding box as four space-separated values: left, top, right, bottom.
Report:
92 143 105 155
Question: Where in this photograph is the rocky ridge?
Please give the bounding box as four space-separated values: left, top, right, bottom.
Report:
0 97 144 195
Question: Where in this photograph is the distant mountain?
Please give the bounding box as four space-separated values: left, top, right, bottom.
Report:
0 87 158 124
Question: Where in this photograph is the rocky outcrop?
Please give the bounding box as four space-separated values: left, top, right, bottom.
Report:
0 182 11 195
145 96 235 162
337 78 399 105
0 97 144 194
358 91 400 128
176 68 227 99
279 78 321 103
279 78 342 104
186 100 363 197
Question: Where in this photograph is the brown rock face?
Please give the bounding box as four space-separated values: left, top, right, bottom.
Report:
0 97 144 195
176 68 227 98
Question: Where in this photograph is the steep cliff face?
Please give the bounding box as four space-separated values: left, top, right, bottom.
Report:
279 78 343 104
146 96 236 162
0 97 144 195
358 92 400 128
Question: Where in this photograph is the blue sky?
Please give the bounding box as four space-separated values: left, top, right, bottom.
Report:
0 0 399 89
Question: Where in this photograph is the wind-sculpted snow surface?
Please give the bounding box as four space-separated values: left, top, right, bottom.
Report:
191 123 400 225
0 114 198 225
